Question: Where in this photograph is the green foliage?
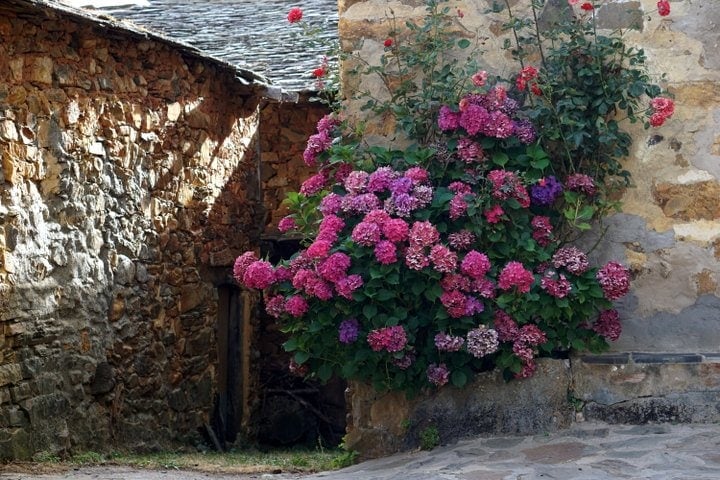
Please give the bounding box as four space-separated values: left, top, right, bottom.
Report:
419 425 441 450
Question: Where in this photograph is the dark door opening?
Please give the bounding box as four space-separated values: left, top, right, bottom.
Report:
254 237 347 448
213 284 243 448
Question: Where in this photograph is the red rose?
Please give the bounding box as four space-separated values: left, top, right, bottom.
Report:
580 2 594 10
657 0 670 16
287 7 303 23
384 38 393 48
312 66 327 78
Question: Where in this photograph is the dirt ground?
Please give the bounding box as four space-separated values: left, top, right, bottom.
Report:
0 464 308 480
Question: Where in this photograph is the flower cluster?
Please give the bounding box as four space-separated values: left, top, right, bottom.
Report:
238 1 672 394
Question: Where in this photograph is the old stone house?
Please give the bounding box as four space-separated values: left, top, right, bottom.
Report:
0 0 329 459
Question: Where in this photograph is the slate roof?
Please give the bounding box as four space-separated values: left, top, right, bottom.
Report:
93 0 339 92
6 0 288 97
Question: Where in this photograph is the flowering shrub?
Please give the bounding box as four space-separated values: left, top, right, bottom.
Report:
235 0 673 394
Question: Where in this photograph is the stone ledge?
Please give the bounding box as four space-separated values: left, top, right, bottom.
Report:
579 352 719 365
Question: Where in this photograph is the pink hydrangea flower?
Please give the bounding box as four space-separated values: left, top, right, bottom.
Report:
363 209 392 225
434 332 465 352
552 246 589 275
448 230 476 250
351 221 381 246
367 166 398 192
319 192 343 215
541 272 572 298
382 218 409 243
409 221 440 247
405 246 430 271
242 260 276 289
285 295 308 317
429 244 458 273
459 104 490 136
593 309 622 341
233 251 258 283
471 70 488 87
277 216 297 233
531 216 553 247
318 252 351 283
374 240 398 264
441 289 468 318
404 167 430 185
265 295 286 318
300 173 327 195
497 261 535 293
427 363 450 387
344 170 370 194
457 138 484 163
367 325 407 352
597 261 630 300
494 310 519 342
306 240 332 259
438 106 459 131
336 274 363 299
517 324 547 346
461 250 491 279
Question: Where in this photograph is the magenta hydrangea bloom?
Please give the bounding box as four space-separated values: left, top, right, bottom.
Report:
265 295 286 318
285 295 308 317
565 173 597 196
374 240 398 264
441 289 468 318
318 252 351 283
457 137 484 163
242 260 276 289
427 363 450 387
363 209 392 225
367 326 407 352
459 104 490 136
382 218 409 243
367 166 398 192
233 251 258 283
540 272 572 298
517 324 547 346
300 172 327 195
335 274 363 299
404 166 430 185
277 216 297 233
405 246 430 271
409 221 439 247
461 250 491 279
531 216 553 247
438 106 459 131
319 192 343 215
351 221 382 246
597 261 630 300
429 244 458 273
497 261 535 293
448 230 476 250
344 170 370 194
494 310 519 342
593 309 622 341
306 239 332 259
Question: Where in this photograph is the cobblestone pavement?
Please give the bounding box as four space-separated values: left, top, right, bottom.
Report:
3 422 720 479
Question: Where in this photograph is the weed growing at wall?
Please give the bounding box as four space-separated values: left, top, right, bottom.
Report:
235 0 673 395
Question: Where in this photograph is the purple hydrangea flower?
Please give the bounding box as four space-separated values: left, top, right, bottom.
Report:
530 176 563 206
339 318 360 344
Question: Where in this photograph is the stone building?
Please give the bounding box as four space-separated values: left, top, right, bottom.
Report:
0 0 329 459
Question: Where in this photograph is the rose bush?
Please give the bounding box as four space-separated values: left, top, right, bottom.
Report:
235 0 673 395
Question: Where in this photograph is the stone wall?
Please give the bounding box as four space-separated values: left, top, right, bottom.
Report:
338 0 720 456
260 97 329 231
0 4 263 458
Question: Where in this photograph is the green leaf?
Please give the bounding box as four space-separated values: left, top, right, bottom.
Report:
457 39 471 49
283 337 298 352
363 304 378 320
317 363 333 382
294 351 310 364
451 370 467 388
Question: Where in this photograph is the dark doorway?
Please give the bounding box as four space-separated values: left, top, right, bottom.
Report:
213 284 243 447
254 237 347 448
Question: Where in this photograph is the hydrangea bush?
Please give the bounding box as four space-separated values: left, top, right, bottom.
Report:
235 0 673 395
